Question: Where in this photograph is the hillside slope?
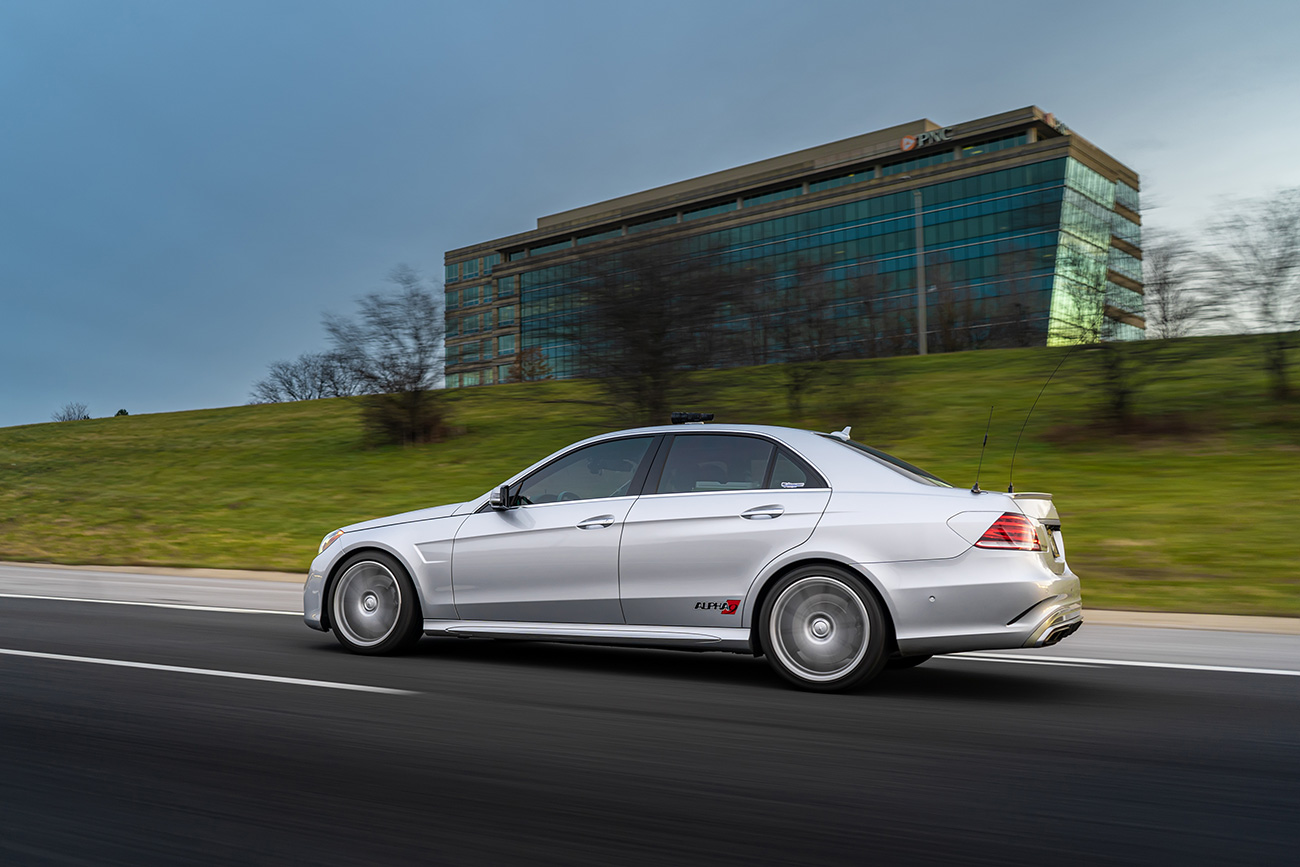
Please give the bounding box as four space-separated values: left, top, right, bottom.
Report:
2 333 1296 615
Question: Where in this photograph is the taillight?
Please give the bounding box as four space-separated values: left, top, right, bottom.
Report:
974 513 1042 551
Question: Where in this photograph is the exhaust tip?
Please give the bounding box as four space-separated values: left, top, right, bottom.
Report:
1042 621 1081 646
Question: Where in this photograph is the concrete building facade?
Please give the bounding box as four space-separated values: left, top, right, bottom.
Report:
443 106 1143 388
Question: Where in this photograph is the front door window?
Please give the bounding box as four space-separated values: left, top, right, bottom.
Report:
516 437 653 504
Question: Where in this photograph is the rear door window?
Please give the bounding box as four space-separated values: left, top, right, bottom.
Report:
654 435 775 494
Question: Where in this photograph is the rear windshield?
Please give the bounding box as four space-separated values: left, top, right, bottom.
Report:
819 436 953 488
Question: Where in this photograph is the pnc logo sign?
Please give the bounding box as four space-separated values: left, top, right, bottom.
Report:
900 127 954 152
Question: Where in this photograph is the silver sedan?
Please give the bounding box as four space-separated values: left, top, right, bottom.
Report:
304 422 1082 691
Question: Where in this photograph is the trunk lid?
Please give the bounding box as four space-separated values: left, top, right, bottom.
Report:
1010 492 1067 574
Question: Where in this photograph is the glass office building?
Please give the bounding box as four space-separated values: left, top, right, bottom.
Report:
443 106 1143 388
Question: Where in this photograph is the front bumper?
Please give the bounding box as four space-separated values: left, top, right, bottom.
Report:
303 567 327 631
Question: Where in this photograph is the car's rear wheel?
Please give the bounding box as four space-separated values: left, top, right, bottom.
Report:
329 551 422 655
886 654 932 670
760 566 886 692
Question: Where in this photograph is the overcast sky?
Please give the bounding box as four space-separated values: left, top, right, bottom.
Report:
3 0 1298 428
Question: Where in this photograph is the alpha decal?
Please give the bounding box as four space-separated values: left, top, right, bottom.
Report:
694 599 741 615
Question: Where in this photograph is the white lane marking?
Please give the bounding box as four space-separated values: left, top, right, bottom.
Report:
948 652 1300 678
0 648 415 695
0 592 299 616
937 655 1100 669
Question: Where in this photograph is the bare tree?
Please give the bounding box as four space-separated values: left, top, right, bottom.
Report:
503 346 553 383
1047 245 1152 428
325 265 448 444
52 402 90 422
1204 187 1300 398
928 286 980 354
249 352 366 404
557 241 745 425
1143 230 1214 339
763 261 858 420
986 248 1050 348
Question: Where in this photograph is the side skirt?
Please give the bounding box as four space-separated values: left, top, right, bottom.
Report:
423 620 752 653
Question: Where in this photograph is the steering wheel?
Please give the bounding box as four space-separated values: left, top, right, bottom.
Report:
557 490 581 502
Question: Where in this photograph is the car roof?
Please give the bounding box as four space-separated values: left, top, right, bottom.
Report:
546 423 942 493
601 422 822 437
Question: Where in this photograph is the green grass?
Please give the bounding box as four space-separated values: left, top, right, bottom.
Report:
2 333 1297 616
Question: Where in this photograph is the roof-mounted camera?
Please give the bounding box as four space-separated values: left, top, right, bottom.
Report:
670 412 714 425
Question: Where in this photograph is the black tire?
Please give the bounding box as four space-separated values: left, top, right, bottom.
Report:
886 654 932 670
328 551 423 655
759 565 887 692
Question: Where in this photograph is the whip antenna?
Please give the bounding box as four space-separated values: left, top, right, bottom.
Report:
1008 344 1080 493
972 406 993 493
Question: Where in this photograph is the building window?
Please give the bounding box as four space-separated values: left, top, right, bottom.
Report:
498 363 512 383
1106 281 1144 315
498 334 516 356
485 253 500 275
882 150 955 176
446 373 460 389
627 213 678 233
444 263 459 284
1115 181 1140 213
508 249 528 262
461 341 480 363
683 201 739 221
1106 320 1145 342
497 275 517 297
1066 159 1115 208
743 186 803 207
445 343 458 365
961 132 1029 158
461 285 480 306
1111 211 1141 248
497 304 516 327
1108 247 1142 283
462 371 480 387
444 288 458 311
460 313 481 334
809 171 871 193
576 227 624 245
463 259 479 279
530 238 573 256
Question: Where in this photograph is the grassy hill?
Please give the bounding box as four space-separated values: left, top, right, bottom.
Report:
2 333 1297 615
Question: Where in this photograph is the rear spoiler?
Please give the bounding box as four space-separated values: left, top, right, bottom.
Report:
1008 492 1060 526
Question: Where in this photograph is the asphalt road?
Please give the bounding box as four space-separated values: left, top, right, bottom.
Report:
1 590 1298 866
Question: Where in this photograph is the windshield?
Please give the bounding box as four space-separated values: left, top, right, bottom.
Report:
818 435 953 488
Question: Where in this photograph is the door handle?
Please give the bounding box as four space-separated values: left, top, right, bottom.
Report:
577 515 615 529
741 505 784 520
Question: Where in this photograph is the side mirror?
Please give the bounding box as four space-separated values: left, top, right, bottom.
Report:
489 484 512 511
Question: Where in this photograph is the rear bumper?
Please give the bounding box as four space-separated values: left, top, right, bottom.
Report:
1023 600 1083 648
875 547 1084 656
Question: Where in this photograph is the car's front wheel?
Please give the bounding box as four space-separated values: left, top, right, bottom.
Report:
761 566 887 692
328 551 423 655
